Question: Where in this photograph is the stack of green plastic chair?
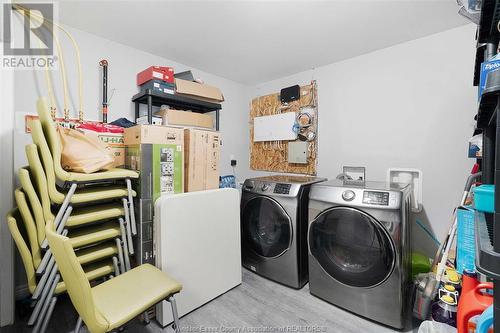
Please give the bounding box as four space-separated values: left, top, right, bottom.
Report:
6 208 119 333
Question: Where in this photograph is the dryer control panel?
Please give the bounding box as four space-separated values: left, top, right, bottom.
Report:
243 180 299 197
362 191 390 206
274 183 291 194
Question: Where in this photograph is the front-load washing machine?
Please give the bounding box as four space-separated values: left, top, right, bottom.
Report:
307 180 412 329
241 175 326 289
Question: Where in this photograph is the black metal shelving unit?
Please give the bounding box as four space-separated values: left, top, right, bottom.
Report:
132 89 222 130
475 1 500 330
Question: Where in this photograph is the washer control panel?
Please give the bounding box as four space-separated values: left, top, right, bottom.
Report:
273 183 291 195
243 180 300 197
362 191 389 206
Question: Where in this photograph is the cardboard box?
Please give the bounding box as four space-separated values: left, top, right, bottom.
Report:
137 66 174 86
184 128 221 192
124 124 183 145
140 79 175 95
175 79 224 103
136 116 163 126
155 109 213 129
125 125 184 199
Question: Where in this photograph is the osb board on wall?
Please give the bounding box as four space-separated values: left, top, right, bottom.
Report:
250 82 318 175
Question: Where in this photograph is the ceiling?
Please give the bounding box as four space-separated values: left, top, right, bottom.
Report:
57 0 470 85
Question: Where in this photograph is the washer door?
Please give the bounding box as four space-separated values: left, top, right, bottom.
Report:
241 196 292 258
309 207 395 288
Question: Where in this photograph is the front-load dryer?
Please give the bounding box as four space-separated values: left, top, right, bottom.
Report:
241 175 326 289
307 180 411 329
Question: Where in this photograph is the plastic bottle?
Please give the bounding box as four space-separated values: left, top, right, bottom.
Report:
431 295 458 327
462 270 479 295
457 283 494 333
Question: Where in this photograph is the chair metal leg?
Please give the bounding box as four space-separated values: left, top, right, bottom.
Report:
115 238 125 274
29 266 58 325
36 249 53 275
122 198 134 255
41 183 77 249
55 205 73 235
36 229 65 278
36 296 57 333
118 218 131 271
112 256 120 276
74 316 83 333
126 179 137 236
33 256 55 298
168 296 180 333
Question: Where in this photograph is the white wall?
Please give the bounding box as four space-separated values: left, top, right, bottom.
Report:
249 24 478 256
0 42 15 326
13 25 251 175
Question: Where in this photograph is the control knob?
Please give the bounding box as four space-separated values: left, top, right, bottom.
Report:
342 190 355 201
261 183 270 191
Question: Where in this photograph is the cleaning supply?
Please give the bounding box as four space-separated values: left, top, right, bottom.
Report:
456 207 476 274
457 283 494 333
462 270 479 294
475 305 494 333
431 294 458 327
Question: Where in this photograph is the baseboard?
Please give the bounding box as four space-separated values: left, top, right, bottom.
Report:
15 284 29 300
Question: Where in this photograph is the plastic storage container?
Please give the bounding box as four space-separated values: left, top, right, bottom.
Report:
473 185 495 213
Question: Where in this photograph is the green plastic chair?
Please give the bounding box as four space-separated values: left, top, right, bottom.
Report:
36 97 138 237
29 122 136 253
21 151 132 255
36 97 138 183
16 172 130 276
7 209 118 333
13 187 127 295
46 219 183 333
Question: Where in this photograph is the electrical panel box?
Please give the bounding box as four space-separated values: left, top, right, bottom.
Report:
288 141 308 164
253 113 297 142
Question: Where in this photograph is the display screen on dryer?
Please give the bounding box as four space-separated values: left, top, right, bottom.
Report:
363 191 389 206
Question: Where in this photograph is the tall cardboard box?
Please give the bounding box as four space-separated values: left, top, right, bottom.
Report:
124 125 184 198
184 128 221 192
124 125 184 264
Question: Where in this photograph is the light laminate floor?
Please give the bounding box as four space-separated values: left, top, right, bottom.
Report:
4 269 418 333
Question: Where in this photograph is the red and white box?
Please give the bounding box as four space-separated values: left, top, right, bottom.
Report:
137 66 174 85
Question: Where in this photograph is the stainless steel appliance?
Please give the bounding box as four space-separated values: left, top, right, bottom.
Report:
307 180 411 329
241 175 326 289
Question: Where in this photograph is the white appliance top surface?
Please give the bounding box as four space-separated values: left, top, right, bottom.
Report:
249 175 327 186
314 179 410 191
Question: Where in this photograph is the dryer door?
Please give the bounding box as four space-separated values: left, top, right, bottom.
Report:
309 206 395 288
241 196 292 258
